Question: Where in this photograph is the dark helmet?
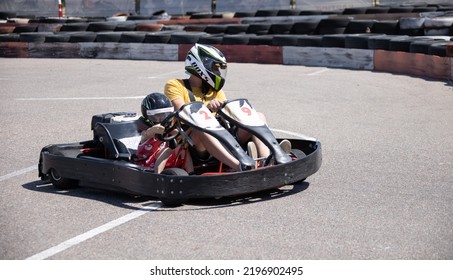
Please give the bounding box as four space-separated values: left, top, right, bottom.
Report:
141 92 173 125
185 43 227 91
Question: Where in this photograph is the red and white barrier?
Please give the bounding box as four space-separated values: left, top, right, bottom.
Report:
58 0 63 18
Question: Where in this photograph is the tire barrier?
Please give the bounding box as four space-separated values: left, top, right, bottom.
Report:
1 5 452 81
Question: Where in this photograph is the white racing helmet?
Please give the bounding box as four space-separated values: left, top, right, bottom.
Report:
185 43 227 91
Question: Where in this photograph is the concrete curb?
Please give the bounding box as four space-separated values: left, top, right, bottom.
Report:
0 41 452 81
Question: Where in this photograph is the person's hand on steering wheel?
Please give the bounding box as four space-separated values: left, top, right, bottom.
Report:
206 98 224 113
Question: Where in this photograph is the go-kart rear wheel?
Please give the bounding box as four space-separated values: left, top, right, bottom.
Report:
49 168 78 189
160 168 189 207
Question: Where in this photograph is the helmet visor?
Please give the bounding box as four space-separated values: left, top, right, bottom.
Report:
201 56 227 78
146 107 174 123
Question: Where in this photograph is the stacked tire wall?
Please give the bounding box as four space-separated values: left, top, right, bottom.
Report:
1 3 453 81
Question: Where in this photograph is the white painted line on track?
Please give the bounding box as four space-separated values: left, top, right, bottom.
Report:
141 70 182 79
0 165 37 182
16 96 145 101
306 68 329 76
26 202 162 260
270 128 317 141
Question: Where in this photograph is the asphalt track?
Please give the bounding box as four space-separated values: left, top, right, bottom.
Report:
1 58 452 260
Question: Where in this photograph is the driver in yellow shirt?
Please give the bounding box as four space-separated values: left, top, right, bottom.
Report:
165 44 290 171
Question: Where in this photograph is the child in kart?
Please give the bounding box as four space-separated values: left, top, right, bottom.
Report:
164 43 291 171
136 92 193 174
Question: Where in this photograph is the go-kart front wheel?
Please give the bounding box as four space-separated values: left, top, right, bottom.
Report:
159 168 189 207
291 149 307 183
49 168 78 189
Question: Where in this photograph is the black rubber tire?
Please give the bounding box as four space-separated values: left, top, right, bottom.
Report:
19 32 51 43
0 33 20 42
428 42 448 57
0 11 16 19
272 34 299 46
119 32 145 43
49 168 78 189
13 25 37 33
410 39 447 54
233 12 256 18
345 20 376 34
68 31 96 42
248 35 274 45
225 24 249 34
388 7 414 13
143 31 173 43
345 34 378 49
169 32 206 44
297 35 323 47
44 33 70 42
198 34 223 44
269 23 294 34
184 25 207 32
59 23 88 32
342 7 367 15
291 20 320 35
372 20 399 35
322 34 347 48
114 23 136 32
160 168 189 207
399 28 424 36
365 7 390 14
368 35 405 50
255 10 279 17
204 25 227 34
246 23 271 35
222 34 251 45
135 23 163 32
316 18 350 35
412 7 437 12
299 10 323 16
87 22 117 32
291 149 307 183
277 9 301 16
389 36 417 52
95 32 122 42
190 12 213 19
41 18 67 24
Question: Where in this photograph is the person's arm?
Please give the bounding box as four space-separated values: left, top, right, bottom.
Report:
140 124 164 144
170 97 186 111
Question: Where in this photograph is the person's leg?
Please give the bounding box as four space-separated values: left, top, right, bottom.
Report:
154 147 173 173
191 130 241 171
183 149 194 174
236 112 270 158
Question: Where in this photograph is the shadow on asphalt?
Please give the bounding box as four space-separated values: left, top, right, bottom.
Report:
22 179 310 211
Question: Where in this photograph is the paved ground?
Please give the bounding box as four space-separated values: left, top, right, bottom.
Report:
0 58 452 260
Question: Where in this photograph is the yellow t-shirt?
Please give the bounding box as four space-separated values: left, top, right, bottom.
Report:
164 79 227 106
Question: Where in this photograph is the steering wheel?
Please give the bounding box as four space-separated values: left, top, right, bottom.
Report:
156 111 181 142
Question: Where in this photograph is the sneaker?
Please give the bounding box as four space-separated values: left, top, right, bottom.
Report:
279 139 292 154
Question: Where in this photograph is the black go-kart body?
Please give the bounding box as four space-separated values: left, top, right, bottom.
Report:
38 99 322 205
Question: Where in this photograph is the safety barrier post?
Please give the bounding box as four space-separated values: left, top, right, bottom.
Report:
58 0 63 18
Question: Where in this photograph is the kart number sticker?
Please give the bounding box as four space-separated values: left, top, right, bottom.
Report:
222 99 264 126
179 103 223 130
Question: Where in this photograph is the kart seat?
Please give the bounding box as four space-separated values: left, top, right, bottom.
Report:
93 121 141 160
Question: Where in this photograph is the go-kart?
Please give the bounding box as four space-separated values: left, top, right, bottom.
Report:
38 99 322 206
